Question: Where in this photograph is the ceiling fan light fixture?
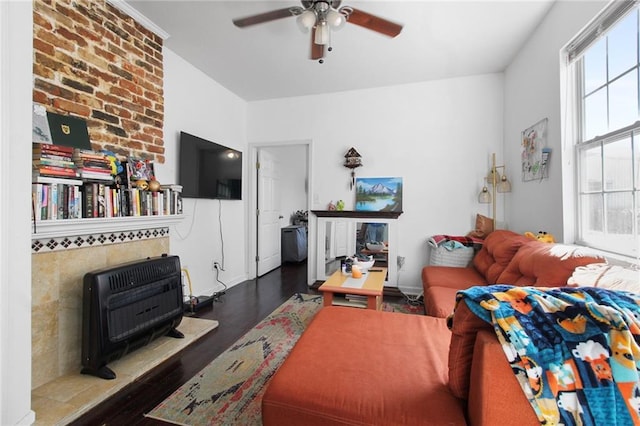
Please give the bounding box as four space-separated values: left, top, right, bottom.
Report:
326 8 345 29
314 20 330 45
296 9 317 32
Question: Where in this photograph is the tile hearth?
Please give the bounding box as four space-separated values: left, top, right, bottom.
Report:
31 316 219 425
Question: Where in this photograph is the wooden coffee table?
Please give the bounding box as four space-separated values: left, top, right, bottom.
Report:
318 267 387 310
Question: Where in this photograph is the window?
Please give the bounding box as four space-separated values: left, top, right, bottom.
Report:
568 2 640 258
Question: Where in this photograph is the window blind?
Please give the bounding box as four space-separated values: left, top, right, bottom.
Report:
566 0 638 63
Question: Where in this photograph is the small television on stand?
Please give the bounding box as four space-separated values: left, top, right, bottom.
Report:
178 131 242 200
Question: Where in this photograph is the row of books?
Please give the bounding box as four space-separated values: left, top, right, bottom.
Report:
32 177 183 221
32 178 82 220
33 143 114 182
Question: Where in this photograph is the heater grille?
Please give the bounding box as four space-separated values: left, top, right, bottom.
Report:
81 255 184 379
107 260 181 292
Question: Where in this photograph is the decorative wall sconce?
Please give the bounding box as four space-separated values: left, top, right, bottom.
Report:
344 147 362 190
478 153 511 228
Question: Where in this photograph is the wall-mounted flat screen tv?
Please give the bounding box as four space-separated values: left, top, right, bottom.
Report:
178 131 242 200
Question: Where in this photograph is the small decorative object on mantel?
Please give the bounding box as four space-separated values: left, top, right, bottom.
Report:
328 201 336 211
344 147 362 190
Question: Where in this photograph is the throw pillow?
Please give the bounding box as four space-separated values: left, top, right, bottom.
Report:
467 214 494 239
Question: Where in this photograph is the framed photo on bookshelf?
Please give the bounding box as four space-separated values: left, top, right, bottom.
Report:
119 158 155 188
128 158 155 180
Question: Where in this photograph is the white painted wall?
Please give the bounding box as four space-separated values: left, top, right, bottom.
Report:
160 49 248 297
248 74 504 294
503 1 607 241
0 1 35 424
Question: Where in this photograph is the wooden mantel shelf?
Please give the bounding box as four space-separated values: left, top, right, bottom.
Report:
31 215 184 240
311 210 402 219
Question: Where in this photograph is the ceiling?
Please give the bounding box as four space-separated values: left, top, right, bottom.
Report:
125 1 555 101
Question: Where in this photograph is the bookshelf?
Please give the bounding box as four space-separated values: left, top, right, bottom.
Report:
31 143 185 240
31 143 183 241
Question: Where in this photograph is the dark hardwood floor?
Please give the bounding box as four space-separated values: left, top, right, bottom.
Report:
70 261 313 426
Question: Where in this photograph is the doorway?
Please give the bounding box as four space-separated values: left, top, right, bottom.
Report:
248 140 312 278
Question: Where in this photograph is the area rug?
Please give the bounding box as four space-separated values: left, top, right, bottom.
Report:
383 298 425 315
145 293 423 426
145 293 323 426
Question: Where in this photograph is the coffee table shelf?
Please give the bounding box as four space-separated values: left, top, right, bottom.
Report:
318 267 387 311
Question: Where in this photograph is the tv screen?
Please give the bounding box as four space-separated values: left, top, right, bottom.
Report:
178 131 242 200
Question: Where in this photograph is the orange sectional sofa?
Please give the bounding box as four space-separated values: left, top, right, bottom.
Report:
422 230 604 318
262 301 540 425
262 230 607 425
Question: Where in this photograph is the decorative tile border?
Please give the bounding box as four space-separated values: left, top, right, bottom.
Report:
32 227 170 253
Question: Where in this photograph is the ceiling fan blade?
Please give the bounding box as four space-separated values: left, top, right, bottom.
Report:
310 28 325 61
342 7 403 38
233 7 298 28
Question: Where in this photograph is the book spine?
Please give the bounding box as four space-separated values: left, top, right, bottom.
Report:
110 188 118 217
67 186 75 219
79 165 111 173
157 191 164 216
140 190 146 216
33 144 74 156
176 192 182 214
49 183 58 220
31 154 76 164
131 188 140 216
41 185 49 220
82 184 94 218
36 165 77 177
120 190 129 217
75 186 82 219
151 191 159 216
105 186 113 218
146 192 152 216
93 183 101 218
32 184 42 221
58 184 66 219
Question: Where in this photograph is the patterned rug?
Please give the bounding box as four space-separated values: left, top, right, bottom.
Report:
145 293 423 425
383 298 425 315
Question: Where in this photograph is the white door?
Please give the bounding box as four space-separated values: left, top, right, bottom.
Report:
257 149 282 276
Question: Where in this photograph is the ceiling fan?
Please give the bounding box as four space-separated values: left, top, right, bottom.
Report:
233 0 403 63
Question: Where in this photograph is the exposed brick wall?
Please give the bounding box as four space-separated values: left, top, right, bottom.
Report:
33 0 165 163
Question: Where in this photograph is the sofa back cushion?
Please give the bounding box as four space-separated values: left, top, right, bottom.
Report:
448 298 493 400
496 241 605 287
472 230 530 283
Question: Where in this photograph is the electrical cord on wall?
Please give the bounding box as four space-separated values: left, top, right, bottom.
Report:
396 270 424 306
174 198 198 241
217 199 225 267
212 199 228 302
212 262 228 302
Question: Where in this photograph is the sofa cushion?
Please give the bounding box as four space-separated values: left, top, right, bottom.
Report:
496 241 605 286
472 230 530 283
447 298 493 400
262 306 467 426
425 286 462 318
422 265 486 290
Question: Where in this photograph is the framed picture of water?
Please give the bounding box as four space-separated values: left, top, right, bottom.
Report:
355 177 403 212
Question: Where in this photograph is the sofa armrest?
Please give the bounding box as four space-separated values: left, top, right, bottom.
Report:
467 329 538 426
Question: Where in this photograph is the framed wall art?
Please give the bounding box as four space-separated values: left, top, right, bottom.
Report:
355 177 403 212
521 118 549 181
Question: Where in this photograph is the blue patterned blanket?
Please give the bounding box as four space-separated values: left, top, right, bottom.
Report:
457 285 640 425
